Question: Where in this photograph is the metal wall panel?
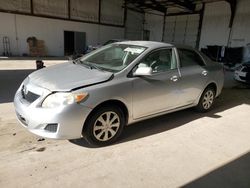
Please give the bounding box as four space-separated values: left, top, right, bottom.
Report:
163 14 199 47
70 0 99 22
199 0 250 48
144 13 164 42
100 0 124 25
230 0 250 47
185 15 199 47
199 1 231 48
0 0 30 13
125 10 144 40
33 0 68 18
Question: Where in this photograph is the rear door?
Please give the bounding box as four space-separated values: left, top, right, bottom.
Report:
177 48 209 105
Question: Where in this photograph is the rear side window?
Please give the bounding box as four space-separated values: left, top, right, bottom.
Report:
178 49 205 67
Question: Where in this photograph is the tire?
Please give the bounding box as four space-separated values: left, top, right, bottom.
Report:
196 87 215 112
83 105 125 146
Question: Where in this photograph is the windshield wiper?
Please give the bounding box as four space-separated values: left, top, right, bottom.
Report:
81 61 105 71
73 59 93 69
88 63 104 71
72 59 77 64
72 59 81 64
74 59 106 72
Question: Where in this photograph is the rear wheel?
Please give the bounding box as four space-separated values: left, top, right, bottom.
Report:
83 106 125 146
196 87 215 112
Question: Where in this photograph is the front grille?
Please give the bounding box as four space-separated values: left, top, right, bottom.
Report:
44 124 58 133
21 85 40 103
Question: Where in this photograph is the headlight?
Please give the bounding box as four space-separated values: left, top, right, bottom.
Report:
42 92 88 108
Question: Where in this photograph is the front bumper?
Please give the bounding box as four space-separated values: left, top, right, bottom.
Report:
14 86 92 140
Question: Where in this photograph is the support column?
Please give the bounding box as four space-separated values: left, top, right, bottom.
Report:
161 11 166 42
226 0 237 47
196 3 205 49
30 0 34 15
68 0 70 19
123 0 128 39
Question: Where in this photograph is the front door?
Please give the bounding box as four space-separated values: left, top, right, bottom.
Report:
132 48 181 119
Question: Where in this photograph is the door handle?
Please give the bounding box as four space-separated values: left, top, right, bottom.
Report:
202 70 208 76
170 75 178 82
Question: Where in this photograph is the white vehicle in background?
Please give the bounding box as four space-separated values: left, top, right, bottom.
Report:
234 63 250 84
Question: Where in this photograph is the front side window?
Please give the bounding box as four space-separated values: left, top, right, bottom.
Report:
178 49 205 67
138 48 177 73
80 44 146 72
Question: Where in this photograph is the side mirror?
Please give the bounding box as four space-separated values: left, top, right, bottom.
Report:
133 66 153 76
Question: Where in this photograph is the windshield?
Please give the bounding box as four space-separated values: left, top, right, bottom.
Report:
80 44 146 72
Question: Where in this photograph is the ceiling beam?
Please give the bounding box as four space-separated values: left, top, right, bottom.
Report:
166 11 200 17
126 0 166 13
124 6 145 13
161 0 196 12
150 0 167 13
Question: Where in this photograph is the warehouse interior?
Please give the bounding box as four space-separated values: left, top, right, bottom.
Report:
0 0 249 59
0 0 250 187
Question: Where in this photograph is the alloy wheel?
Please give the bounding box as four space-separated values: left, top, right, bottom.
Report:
202 90 214 109
93 111 120 142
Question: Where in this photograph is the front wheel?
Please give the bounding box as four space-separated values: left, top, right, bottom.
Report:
83 106 125 146
196 87 215 112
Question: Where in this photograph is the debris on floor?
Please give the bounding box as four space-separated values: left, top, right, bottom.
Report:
37 138 45 142
36 147 46 152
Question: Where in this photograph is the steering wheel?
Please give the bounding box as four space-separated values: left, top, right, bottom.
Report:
150 60 158 69
151 60 163 71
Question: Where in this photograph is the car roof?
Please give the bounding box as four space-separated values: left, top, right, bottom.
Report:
173 43 195 50
109 39 127 42
117 41 174 49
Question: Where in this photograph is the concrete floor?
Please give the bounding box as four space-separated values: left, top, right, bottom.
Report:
0 60 250 188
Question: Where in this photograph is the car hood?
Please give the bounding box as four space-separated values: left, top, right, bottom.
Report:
28 62 113 91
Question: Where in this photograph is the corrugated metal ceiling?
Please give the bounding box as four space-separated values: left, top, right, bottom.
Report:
125 0 229 14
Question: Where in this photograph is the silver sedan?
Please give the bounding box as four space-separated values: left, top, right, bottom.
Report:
14 41 224 146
